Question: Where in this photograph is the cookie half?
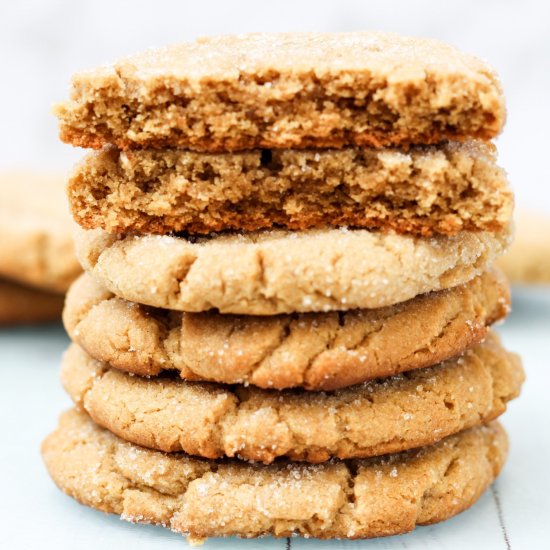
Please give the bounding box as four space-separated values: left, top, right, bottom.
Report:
0 171 81 292
0 278 64 325
63 269 510 390
69 141 512 236
42 409 508 541
61 334 523 463
75 226 511 315
55 32 505 152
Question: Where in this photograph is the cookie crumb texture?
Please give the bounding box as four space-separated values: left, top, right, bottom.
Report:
75 226 511 315
42 410 507 540
70 141 512 236
60 334 523 463
63 270 510 389
55 32 504 152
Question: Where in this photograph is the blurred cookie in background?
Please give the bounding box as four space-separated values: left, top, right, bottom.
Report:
0 171 81 292
497 211 550 284
0 171 81 324
0 279 64 325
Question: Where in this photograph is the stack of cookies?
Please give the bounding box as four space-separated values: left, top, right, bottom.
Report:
43 32 524 543
0 172 81 325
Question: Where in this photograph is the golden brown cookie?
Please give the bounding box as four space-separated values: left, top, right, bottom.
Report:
75 226 511 315
0 278 64 325
63 269 510 390
69 141 512 236
497 210 550 284
0 171 81 292
42 409 508 541
60 334 523 463
55 32 505 152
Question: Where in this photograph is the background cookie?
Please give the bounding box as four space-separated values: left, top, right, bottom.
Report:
69 141 512 236
0 171 81 293
75 226 511 315
64 269 510 390
55 32 505 152
61 334 523 463
42 409 508 541
497 210 550 284
0 278 64 325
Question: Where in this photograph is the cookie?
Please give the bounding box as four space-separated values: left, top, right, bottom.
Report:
0 278 64 325
497 210 550 284
60 334 523 463
69 141 512 237
55 32 505 152
42 409 508 541
75 226 511 315
63 269 510 390
0 171 81 292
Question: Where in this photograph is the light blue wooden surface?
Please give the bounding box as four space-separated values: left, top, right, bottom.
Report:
1 287 548 549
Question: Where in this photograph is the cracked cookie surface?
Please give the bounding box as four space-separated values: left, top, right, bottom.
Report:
61 334 523 463
69 141 512 236
75 226 511 315
63 269 510 390
55 32 505 152
42 409 508 541
0 171 81 292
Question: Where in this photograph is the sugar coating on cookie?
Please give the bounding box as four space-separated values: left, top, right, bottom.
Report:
0 171 81 292
75 226 511 315
69 141 512 236
42 410 508 540
60 334 523 463
55 32 505 152
63 269 510 390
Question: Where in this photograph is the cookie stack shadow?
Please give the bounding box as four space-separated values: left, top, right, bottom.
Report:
43 32 524 542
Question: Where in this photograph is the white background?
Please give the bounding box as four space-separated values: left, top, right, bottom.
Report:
0 1 549 548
